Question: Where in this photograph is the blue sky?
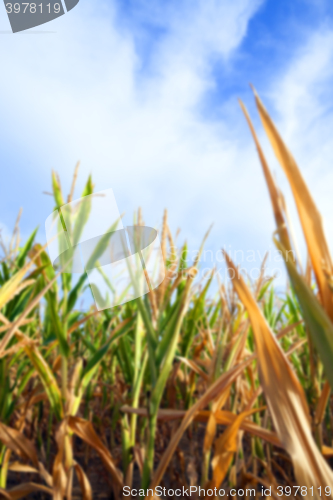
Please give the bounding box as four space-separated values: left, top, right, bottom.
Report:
1 0 333 285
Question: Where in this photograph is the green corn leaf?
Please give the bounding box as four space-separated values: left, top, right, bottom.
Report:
136 296 157 385
67 274 88 313
276 238 333 389
179 243 188 271
118 335 134 383
0 250 44 311
181 270 214 357
257 278 273 302
24 345 63 421
79 317 135 392
66 219 122 314
150 280 191 416
45 289 70 357
1 261 10 283
17 228 38 269
8 285 34 321
85 219 121 271
52 171 64 208
155 299 184 367
72 175 94 246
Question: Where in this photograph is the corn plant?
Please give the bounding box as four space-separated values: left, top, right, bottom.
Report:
0 92 332 498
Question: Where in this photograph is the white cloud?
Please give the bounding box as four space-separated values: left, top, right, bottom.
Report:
0 0 265 238
2 0 333 287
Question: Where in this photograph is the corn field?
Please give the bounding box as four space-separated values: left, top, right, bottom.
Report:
1 92 333 499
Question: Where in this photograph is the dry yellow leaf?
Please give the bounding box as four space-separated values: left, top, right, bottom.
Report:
224 251 333 498
253 90 333 319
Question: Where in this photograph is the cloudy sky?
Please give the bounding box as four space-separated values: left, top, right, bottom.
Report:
1 0 333 285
